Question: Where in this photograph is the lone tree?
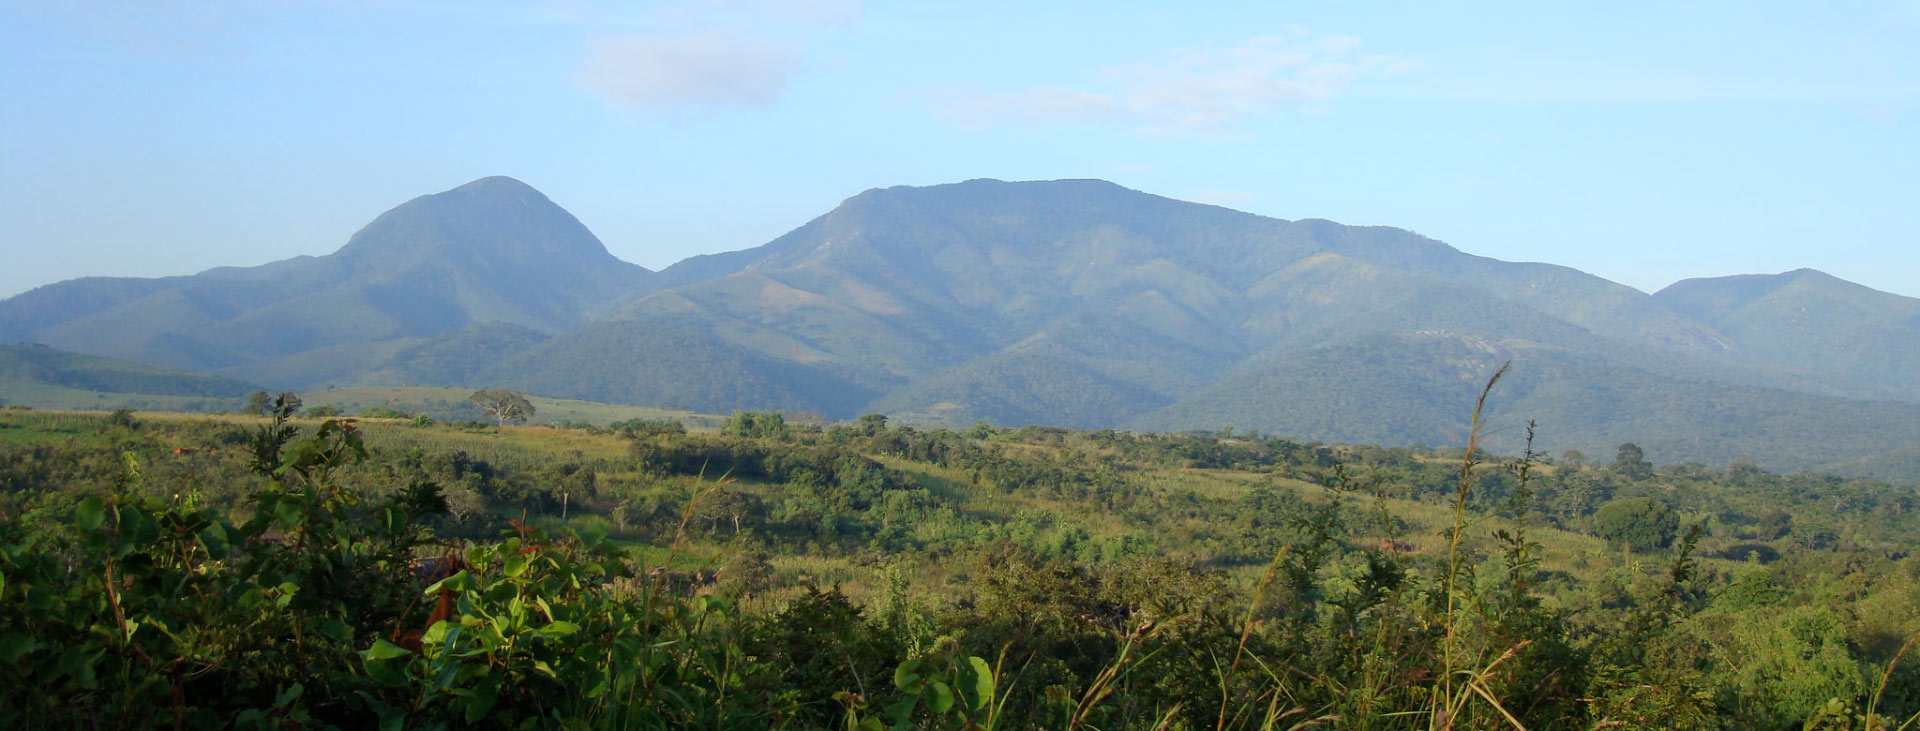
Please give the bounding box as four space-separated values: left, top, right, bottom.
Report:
471 388 534 425
244 391 272 416
1613 442 1653 480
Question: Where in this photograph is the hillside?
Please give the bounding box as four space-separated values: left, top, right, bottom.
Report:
0 177 653 378
0 343 261 411
1135 332 1920 472
6 176 1920 480
1657 269 1920 400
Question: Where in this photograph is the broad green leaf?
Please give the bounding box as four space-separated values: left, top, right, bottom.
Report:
966 656 993 710
362 639 412 662
76 497 105 532
502 554 530 578
422 619 453 647
275 581 300 608
926 680 954 714
884 697 917 723
542 620 579 637
893 659 923 689
423 569 470 596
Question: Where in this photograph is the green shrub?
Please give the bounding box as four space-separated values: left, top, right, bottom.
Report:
1593 496 1680 552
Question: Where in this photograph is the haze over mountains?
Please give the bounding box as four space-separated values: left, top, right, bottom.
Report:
4 176 1917 480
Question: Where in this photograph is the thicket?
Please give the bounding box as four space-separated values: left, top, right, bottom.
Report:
0 392 1916 728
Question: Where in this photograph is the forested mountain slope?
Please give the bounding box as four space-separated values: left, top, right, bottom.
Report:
1657 268 1920 400
6 176 1918 479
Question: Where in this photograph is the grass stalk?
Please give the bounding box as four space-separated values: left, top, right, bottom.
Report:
1433 361 1509 730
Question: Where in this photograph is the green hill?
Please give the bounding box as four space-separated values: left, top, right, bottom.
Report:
0 343 261 411
1657 269 1920 400
1135 332 1920 475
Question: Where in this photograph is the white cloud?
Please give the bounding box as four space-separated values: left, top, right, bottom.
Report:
571 0 859 110
580 33 799 108
936 33 1402 134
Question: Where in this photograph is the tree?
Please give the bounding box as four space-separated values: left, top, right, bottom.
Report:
722 410 786 438
244 391 272 416
1755 509 1792 540
470 388 534 425
857 413 889 437
542 463 596 519
1594 497 1680 552
1614 442 1653 480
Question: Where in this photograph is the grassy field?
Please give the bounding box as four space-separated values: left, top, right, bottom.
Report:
0 380 728 430
0 377 244 413
298 385 726 428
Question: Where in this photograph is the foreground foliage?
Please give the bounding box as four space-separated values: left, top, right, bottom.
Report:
1 397 1917 729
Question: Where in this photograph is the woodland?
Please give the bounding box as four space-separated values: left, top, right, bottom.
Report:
1 376 1916 729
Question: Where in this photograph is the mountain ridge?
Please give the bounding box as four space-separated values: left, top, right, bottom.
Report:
4 176 1915 480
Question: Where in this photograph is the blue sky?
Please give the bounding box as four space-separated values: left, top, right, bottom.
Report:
3 0 1916 299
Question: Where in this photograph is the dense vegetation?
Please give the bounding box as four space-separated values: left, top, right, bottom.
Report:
2 390 1916 729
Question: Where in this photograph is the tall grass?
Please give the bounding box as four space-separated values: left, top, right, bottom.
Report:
1430 361 1526 730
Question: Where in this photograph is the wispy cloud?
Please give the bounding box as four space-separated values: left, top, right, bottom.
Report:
580 33 799 108
935 33 1402 134
573 0 858 110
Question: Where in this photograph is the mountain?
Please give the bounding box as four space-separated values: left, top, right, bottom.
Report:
602 180 1731 404
1134 332 1920 471
571 179 1917 474
0 177 652 381
7 176 1918 480
0 343 262 410
1656 269 1920 401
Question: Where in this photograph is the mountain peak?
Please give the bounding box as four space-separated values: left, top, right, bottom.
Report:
445 175 545 200
333 176 627 270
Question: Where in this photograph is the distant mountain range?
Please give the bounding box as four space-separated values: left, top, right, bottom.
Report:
4 176 1917 481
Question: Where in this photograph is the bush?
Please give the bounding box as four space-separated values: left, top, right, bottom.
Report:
1593 497 1680 552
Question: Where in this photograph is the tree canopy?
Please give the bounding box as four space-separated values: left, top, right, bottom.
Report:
1593 496 1680 552
470 388 534 425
